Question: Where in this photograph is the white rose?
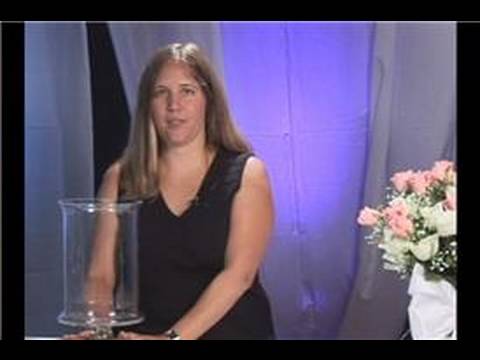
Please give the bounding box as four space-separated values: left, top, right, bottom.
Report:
409 233 439 261
421 203 456 236
420 205 437 229
379 235 411 269
446 185 456 199
436 209 456 236
380 235 410 255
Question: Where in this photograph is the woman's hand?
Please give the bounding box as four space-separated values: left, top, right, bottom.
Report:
117 331 169 340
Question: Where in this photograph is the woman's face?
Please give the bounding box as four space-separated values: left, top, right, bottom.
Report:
150 60 207 149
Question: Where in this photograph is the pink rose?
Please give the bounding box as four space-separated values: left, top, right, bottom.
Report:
388 216 414 239
408 171 432 195
383 198 410 219
391 170 414 192
358 207 382 226
431 160 454 182
382 199 413 238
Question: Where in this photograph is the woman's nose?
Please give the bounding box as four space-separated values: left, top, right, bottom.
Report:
167 93 181 111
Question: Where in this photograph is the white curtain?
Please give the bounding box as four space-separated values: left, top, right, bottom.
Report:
339 22 456 339
25 22 94 336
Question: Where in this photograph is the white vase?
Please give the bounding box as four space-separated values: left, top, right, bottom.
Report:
407 263 456 340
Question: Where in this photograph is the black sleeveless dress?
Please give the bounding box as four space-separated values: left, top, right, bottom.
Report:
125 147 275 340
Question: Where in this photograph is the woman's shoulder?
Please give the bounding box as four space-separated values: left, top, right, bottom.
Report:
102 161 123 185
98 161 122 199
220 146 254 164
105 161 122 177
220 148 269 190
242 156 270 189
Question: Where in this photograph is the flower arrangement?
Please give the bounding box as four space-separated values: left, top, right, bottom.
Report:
357 160 456 287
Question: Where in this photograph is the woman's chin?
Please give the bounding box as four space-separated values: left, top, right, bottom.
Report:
164 135 194 148
162 129 204 149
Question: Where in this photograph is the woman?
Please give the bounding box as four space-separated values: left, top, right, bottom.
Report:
67 43 275 340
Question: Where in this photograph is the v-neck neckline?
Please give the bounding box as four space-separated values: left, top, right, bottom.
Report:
159 148 223 220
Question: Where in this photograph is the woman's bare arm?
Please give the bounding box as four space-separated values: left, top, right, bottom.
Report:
85 163 121 315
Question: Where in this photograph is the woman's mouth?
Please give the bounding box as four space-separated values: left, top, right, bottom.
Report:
166 118 186 129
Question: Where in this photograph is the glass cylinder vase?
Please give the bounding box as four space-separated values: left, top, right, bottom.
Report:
58 198 144 339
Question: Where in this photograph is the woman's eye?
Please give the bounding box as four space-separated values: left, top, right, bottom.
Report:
182 88 195 96
153 88 167 97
